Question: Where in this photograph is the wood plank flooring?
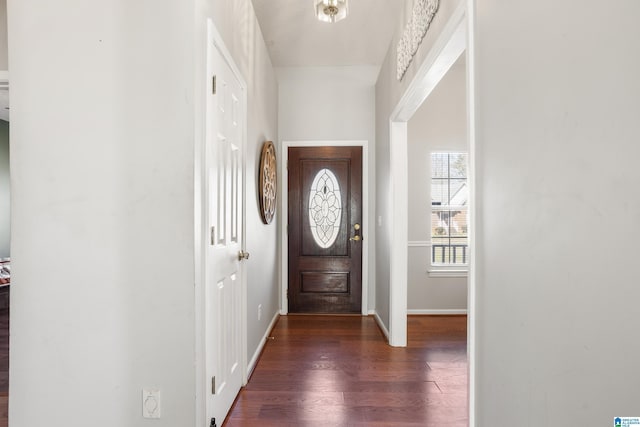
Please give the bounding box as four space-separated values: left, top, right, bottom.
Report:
0 311 466 427
0 308 8 427
224 315 468 427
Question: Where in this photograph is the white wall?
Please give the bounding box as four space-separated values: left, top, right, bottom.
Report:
407 62 467 312
10 1 196 425
375 0 464 329
0 120 8 258
277 66 377 311
9 0 278 426
474 0 640 424
0 0 7 259
0 0 6 70
243 40 279 371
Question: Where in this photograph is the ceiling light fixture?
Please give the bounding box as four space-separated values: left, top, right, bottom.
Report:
314 0 348 23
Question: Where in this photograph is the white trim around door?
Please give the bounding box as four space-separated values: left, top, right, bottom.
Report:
386 0 475 424
387 0 467 346
280 140 370 316
194 19 249 427
389 0 476 427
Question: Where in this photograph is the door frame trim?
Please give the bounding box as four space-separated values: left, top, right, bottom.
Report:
194 19 249 427
280 140 370 316
386 0 474 423
388 0 467 345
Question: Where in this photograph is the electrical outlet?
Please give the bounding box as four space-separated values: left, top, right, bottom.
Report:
142 388 161 419
258 304 262 321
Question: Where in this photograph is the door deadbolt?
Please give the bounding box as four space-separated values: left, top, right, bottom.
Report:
350 223 363 241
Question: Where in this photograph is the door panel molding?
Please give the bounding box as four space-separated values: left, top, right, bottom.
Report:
288 146 362 313
195 19 248 427
280 140 370 316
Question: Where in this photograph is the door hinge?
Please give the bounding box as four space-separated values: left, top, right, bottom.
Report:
210 226 215 245
212 75 217 95
210 417 217 427
211 376 216 395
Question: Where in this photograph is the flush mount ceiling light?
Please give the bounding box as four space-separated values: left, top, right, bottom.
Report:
314 0 348 23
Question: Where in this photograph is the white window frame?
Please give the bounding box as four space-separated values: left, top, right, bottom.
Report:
428 151 469 278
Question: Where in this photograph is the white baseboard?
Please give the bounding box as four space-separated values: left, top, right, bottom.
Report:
373 310 390 341
407 309 468 315
247 311 280 378
367 309 376 315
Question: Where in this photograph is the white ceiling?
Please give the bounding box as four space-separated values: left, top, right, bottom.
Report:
252 0 405 67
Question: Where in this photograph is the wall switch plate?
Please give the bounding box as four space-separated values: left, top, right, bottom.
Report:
142 388 161 419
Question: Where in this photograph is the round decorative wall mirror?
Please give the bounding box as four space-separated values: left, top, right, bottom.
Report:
259 141 277 224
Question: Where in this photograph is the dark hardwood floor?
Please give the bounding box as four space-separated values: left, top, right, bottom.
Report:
224 315 468 427
0 311 466 427
0 308 8 427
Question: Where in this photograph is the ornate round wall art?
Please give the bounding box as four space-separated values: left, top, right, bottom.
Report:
259 141 277 224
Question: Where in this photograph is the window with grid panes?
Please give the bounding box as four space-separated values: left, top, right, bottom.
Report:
431 152 468 266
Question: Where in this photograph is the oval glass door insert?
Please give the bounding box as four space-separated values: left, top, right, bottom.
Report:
308 168 342 248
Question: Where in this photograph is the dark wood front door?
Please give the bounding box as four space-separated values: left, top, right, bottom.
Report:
288 146 363 313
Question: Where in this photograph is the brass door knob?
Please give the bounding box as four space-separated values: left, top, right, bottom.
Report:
238 250 250 261
350 223 363 241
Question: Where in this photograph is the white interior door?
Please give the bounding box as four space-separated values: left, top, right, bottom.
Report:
205 35 245 426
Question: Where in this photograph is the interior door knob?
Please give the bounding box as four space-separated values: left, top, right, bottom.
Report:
238 250 250 261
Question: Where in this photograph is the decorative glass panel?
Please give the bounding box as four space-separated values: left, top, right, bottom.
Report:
308 168 342 249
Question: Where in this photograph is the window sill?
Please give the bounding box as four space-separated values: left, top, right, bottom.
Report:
427 269 468 278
